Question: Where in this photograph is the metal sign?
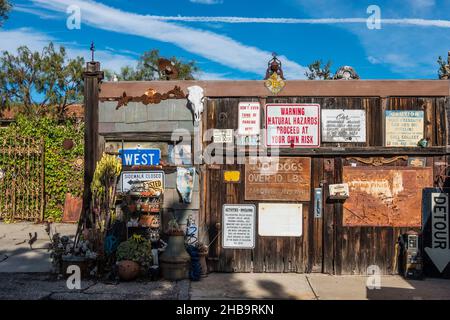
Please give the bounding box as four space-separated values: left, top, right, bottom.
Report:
119 149 161 166
343 166 433 227
422 188 450 277
266 104 320 147
223 170 241 183
213 129 234 144
385 110 424 147
118 171 165 193
258 203 302 237
238 102 260 135
245 157 311 201
314 188 323 218
321 109 366 142
222 204 256 249
236 135 260 146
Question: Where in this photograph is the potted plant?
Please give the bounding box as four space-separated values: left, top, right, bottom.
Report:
116 235 153 281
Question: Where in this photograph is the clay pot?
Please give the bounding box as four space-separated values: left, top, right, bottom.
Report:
117 260 140 281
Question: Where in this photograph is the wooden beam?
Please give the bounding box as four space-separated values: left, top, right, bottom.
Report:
217 146 447 156
83 62 104 218
100 80 450 99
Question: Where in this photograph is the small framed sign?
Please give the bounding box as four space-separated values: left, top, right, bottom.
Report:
222 204 256 249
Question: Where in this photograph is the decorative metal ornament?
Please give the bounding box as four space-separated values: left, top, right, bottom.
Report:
333 66 360 80
264 53 286 95
346 156 408 167
265 73 286 95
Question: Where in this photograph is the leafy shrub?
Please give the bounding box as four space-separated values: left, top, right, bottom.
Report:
0 115 84 221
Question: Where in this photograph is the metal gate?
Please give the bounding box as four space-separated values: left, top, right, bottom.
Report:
0 136 44 221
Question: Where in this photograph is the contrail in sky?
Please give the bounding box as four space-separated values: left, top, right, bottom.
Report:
146 16 450 28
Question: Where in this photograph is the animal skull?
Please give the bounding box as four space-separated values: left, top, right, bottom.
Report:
187 86 204 122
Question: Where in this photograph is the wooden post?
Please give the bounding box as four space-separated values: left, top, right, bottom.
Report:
82 61 104 223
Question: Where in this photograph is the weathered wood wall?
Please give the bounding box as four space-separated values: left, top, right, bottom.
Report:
203 96 448 274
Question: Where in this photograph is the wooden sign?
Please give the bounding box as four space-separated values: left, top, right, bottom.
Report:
343 166 433 227
321 109 366 142
266 104 320 147
385 110 424 147
245 157 311 201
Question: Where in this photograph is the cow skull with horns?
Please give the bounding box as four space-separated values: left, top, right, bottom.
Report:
187 86 204 123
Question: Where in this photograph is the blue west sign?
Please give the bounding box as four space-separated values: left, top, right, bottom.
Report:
119 149 161 166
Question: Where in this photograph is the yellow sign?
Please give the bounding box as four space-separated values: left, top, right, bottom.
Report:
224 171 241 183
264 73 285 95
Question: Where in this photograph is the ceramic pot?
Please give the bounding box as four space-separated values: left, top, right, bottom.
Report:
117 260 140 281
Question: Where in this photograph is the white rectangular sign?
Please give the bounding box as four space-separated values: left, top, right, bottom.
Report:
118 171 164 193
222 204 256 249
266 104 320 147
238 102 260 136
213 129 234 144
321 109 366 142
258 203 303 237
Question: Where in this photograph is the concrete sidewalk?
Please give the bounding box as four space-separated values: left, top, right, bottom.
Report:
190 273 450 300
0 222 77 272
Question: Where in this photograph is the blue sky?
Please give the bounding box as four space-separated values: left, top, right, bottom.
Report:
1 0 450 79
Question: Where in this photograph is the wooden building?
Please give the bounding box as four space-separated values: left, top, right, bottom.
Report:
87 72 450 276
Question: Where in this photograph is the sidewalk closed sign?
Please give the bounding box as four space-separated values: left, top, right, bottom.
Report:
120 149 161 166
422 188 450 278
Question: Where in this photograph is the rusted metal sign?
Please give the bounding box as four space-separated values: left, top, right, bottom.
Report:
343 166 433 227
245 157 311 201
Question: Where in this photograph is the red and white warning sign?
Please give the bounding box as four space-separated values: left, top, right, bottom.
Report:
238 102 260 136
266 103 320 147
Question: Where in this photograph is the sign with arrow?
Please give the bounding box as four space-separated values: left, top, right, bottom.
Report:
422 188 450 278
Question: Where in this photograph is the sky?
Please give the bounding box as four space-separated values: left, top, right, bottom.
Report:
1 0 450 80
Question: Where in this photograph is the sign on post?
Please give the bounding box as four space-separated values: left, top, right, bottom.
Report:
119 149 161 166
422 188 450 277
266 104 320 147
222 204 256 249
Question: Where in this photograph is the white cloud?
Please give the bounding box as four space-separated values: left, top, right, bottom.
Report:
190 0 223 4
31 0 307 79
0 28 137 72
12 4 59 20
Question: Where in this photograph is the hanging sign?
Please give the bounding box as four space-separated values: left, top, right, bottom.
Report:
222 204 256 249
321 109 366 142
385 110 424 147
118 171 164 193
422 188 450 277
238 102 260 136
245 157 311 201
213 129 234 144
119 149 161 166
266 104 320 147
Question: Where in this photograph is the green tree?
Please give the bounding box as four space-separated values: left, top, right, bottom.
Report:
104 49 199 81
305 60 333 80
437 54 449 79
0 0 11 27
0 42 84 119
